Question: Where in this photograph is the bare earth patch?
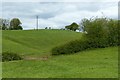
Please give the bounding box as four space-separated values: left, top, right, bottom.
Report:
24 56 50 61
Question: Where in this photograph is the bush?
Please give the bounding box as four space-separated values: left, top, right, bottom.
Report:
2 52 22 62
52 38 91 55
107 19 118 46
51 17 119 55
82 18 119 47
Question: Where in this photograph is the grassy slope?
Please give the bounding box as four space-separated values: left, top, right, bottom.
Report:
2 47 118 78
2 30 82 56
2 30 118 78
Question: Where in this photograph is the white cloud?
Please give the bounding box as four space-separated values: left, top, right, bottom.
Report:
99 6 118 19
2 2 118 30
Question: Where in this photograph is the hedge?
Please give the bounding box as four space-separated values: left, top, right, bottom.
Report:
2 52 22 62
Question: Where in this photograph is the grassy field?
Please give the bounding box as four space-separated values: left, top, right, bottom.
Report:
2 30 118 78
2 47 118 78
2 30 82 57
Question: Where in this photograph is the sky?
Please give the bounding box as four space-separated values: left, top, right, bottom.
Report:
1 0 119 30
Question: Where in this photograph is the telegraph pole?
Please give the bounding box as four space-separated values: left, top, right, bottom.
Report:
36 15 38 30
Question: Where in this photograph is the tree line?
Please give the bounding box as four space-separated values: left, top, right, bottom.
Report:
0 18 23 30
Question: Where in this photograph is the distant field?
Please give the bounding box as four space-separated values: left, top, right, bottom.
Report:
2 30 118 78
2 47 118 78
2 30 82 57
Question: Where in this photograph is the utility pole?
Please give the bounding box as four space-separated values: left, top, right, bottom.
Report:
36 15 38 30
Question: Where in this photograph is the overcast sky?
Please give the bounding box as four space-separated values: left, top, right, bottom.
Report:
1 0 119 30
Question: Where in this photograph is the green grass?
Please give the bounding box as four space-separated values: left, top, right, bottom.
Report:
2 30 82 56
2 47 118 78
2 30 118 78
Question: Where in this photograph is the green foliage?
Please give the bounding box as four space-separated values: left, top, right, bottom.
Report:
0 26 1 30
2 52 22 62
2 25 7 30
82 17 119 47
107 19 118 46
0 18 23 30
0 18 9 30
52 17 119 55
10 18 23 30
118 20 120 45
52 38 90 55
65 22 79 31
80 18 90 32
83 18 109 48
45 27 48 29
18 25 23 30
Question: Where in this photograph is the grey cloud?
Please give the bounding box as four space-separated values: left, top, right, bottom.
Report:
2 2 62 19
2 2 118 29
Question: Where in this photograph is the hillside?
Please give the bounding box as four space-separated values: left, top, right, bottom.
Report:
3 47 118 78
2 30 118 78
2 30 82 57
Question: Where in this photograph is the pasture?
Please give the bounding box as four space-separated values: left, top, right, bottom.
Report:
2 30 118 78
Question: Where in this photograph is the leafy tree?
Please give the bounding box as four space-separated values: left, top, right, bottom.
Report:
107 19 118 46
10 18 23 30
80 18 90 32
2 23 7 30
81 17 118 47
0 18 9 30
85 18 109 48
65 22 79 31
45 27 48 29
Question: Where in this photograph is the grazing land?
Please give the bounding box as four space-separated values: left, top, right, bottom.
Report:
2 30 118 78
2 30 82 57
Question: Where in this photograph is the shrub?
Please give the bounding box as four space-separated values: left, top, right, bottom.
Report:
51 17 119 55
2 52 22 62
107 19 118 46
52 38 91 55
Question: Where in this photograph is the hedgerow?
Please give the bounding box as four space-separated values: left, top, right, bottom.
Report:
52 17 119 55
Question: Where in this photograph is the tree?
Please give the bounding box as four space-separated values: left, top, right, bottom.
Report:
45 27 48 29
18 25 23 30
2 23 7 30
80 18 90 32
10 18 23 30
81 17 118 47
0 18 10 30
107 19 118 46
65 22 79 31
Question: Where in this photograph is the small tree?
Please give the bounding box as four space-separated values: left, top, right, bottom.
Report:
2 23 7 30
0 18 10 30
45 27 48 29
65 22 79 31
10 18 23 30
80 18 90 32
